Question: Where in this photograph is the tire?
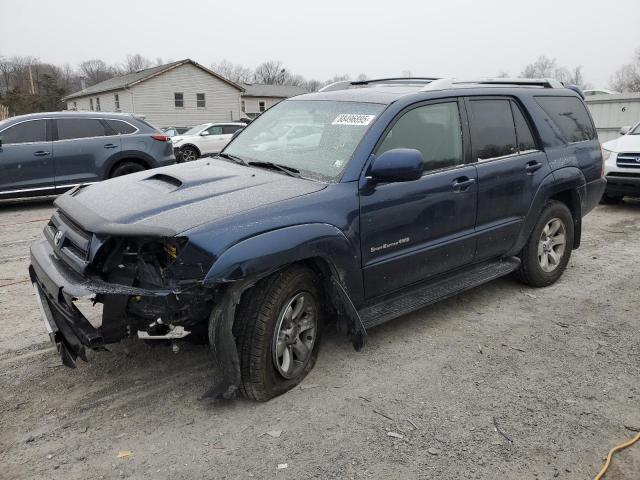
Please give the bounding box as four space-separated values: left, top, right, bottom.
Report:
180 146 199 162
234 265 323 401
514 200 574 288
110 161 145 178
600 193 623 205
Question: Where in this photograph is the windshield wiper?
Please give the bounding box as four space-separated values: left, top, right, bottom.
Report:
217 152 248 166
248 161 301 178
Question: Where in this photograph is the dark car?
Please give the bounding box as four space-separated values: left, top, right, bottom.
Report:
0 111 175 199
29 78 605 401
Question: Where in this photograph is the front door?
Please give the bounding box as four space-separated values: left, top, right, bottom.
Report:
360 100 477 299
200 125 228 154
0 118 55 196
465 98 550 261
52 117 121 189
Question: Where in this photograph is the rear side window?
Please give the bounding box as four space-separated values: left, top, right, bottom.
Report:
57 118 109 140
223 125 243 134
468 99 517 160
535 96 595 143
0 120 47 144
206 125 224 135
511 102 537 151
377 102 463 173
105 119 137 135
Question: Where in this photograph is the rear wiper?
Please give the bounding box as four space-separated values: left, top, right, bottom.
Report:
217 152 248 166
248 161 301 178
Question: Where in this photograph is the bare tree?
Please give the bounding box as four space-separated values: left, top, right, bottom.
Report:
610 47 640 92
254 60 288 85
521 56 557 78
496 71 510 78
211 59 254 84
356 73 368 81
123 54 152 73
78 59 118 86
303 78 324 92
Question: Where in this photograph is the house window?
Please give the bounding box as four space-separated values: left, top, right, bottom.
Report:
174 92 184 108
196 93 205 108
241 100 246 112
89 98 94 111
114 94 120 111
95 97 101 111
259 101 266 112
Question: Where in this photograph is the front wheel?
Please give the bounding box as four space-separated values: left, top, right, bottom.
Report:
110 161 145 178
515 200 574 287
234 266 323 401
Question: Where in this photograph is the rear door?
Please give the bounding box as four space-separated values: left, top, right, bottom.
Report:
52 117 121 189
0 119 54 196
466 97 550 261
360 99 478 298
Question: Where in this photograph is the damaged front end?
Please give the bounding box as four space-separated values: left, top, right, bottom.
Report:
30 209 217 368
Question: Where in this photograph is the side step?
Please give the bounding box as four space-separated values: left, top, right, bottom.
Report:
359 257 521 329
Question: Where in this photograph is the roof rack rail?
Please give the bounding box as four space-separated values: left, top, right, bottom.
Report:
421 77 564 92
319 77 441 92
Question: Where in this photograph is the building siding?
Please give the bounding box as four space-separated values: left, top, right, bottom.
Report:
242 96 284 116
66 63 242 128
585 93 640 143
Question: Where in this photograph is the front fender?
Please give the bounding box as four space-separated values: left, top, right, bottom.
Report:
203 223 364 304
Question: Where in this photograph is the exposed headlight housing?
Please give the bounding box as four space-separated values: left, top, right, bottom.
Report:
601 148 613 161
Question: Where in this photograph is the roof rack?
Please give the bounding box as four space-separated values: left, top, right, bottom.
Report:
421 77 564 91
319 77 440 92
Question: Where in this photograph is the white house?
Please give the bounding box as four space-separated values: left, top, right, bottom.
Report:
240 83 307 118
64 59 244 128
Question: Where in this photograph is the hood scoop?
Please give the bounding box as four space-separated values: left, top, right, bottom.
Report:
143 173 183 192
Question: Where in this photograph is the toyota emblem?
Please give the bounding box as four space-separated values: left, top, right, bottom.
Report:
54 230 63 247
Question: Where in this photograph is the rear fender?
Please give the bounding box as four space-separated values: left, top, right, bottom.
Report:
507 168 585 256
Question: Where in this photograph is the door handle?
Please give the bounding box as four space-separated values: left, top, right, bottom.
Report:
33 151 50 156
525 161 543 173
451 177 476 192
103 143 118 149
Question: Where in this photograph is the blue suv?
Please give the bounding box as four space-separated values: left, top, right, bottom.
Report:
0 111 175 199
29 78 605 401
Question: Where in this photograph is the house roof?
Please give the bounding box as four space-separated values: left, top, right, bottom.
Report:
64 59 244 101
241 83 307 98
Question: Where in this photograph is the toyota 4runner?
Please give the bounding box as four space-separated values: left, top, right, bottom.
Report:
29 77 606 401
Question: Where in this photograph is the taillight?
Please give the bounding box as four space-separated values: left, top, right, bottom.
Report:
151 134 170 142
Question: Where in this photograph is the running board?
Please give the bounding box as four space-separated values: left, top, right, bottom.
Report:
359 257 521 329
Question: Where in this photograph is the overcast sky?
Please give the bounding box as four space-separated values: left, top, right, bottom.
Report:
2 0 639 87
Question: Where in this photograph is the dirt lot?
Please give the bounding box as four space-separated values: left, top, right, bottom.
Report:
0 199 638 480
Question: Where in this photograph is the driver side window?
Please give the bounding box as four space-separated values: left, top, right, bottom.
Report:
376 102 463 173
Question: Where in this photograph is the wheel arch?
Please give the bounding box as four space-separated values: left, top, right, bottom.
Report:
105 156 151 178
180 143 201 156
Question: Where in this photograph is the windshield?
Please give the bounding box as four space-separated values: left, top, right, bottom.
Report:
224 100 385 181
630 122 640 135
183 124 210 136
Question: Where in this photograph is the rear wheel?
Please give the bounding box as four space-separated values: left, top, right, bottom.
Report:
600 193 623 205
234 265 323 401
110 161 145 178
180 146 199 162
515 200 574 287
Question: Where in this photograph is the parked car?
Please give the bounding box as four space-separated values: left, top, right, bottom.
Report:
601 120 640 203
161 126 190 137
30 77 605 401
0 112 175 199
171 122 246 161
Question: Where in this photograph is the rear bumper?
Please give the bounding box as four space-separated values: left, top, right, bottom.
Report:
605 173 640 196
582 177 607 215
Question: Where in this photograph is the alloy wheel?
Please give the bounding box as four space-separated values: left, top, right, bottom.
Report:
538 217 566 273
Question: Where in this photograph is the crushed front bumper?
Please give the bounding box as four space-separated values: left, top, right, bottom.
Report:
29 236 171 367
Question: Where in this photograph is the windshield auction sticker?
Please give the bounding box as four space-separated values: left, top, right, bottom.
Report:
332 114 376 126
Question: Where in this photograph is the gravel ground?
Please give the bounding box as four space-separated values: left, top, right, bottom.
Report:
0 198 638 480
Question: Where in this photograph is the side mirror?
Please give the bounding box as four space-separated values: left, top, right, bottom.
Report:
620 126 631 135
369 148 423 182
200 131 210 136
231 129 243 141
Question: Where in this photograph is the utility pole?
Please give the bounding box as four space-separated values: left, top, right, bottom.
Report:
28 65 35 94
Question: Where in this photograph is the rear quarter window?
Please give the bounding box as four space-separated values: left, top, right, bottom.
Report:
105 119 137 135
535 96 596 143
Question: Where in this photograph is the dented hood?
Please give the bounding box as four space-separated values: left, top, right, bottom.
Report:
56 158 326 236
